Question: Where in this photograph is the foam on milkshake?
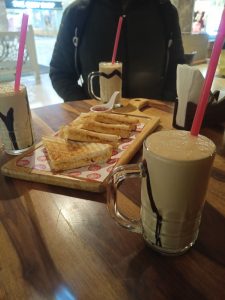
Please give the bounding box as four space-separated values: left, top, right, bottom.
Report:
145 130 215 161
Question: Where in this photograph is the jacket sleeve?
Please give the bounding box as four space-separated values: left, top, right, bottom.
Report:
49 5 87 101
162 5 185 101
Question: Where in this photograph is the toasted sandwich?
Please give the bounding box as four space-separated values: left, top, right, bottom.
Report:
80 120 131 138
42 136 113 172
93 113 139 130
59 125 120 147
77 112 139 128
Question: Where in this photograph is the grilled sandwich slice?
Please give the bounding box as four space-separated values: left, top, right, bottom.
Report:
73 112 139 130
42 136 113 172
94 113 139 130
60 125 120 147
80 120 131 138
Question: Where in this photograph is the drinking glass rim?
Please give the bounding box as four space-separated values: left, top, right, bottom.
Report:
99 61 122 65
143 130 216 163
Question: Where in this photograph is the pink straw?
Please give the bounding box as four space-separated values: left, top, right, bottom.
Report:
14 13 29 92
191 7 225 136
111 16 124 64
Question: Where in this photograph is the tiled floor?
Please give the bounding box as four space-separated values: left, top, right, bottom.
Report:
19 63 225 109
18 36 63 109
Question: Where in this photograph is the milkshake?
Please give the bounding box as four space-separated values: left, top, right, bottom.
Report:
99 62 122 103
107 130 216 255
142 130 216 254
88 61 122 104
0 84 34 155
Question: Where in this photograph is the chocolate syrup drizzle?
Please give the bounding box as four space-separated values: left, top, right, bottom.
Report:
99 70 122 79
142 160 162 247
0 108 19 149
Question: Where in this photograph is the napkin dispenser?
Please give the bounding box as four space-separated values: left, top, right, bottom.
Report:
173 64 224 130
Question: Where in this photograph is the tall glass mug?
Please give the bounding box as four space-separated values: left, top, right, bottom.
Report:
88 61 122 103
107 130 216 255
0 83 34 155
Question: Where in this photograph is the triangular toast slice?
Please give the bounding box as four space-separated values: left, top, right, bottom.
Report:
42 136 113 172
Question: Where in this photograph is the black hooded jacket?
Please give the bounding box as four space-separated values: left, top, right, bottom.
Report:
50 0 185 102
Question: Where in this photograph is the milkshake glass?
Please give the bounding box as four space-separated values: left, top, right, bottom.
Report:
88 61 122 104
0 83 34 155
107 130 216 255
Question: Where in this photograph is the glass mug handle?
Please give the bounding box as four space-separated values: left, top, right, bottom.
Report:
107 163 146 234
88 71 101 101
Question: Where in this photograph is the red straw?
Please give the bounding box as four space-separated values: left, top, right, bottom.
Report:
14 13 29 92
111 16 123 64
191 7 225 136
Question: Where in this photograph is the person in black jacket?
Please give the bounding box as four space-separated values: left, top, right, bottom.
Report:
50 0 185 102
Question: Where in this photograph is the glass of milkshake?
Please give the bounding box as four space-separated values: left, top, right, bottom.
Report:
0 83 34 155
107 130 216 255
88 61 122 104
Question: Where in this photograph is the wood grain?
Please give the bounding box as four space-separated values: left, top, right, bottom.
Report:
0 98 225 300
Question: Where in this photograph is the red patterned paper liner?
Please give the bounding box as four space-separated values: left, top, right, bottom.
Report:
16 124 144 182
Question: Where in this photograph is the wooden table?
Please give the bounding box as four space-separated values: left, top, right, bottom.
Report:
0 99 225 300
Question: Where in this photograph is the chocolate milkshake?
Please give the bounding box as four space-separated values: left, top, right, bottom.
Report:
107 129 216 255
0 83 34 155
88 61 122 104
99 62 122 103
141 130 216 254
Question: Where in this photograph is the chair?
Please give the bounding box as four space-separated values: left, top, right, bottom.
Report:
0 25 40 83
184 51 197 65
182 32 208 64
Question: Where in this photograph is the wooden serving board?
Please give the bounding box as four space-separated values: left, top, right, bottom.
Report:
1 113 159 193
112 98 174 129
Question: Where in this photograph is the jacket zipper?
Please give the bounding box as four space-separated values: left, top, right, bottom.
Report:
164 36 173 76
73 27 82 82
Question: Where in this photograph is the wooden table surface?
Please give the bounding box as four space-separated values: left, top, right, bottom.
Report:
0 99 225 300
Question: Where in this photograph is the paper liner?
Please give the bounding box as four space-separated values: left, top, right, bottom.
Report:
16 123 144 183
